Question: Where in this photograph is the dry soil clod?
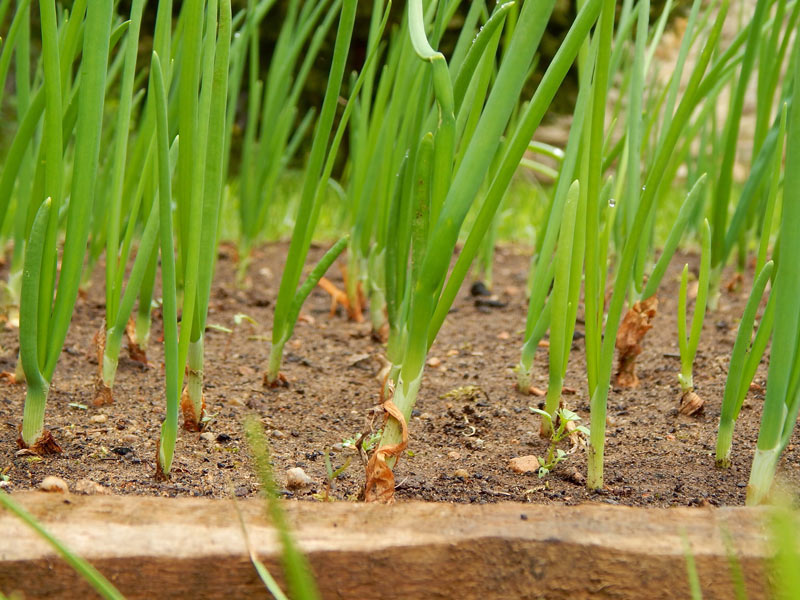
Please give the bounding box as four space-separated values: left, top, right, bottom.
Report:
615 296 659 388
39 476 69 493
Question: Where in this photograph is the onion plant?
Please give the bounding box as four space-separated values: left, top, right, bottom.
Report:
584 0 732 490
19 0 113 451
262 0 357 386
708 0 771 296
94 0 148 404
676 220 711 399
264 0 392 386
539 181 585 435
149 0 233 474
516 29 595 394
715 260 774 468
178 0 233 431
368 0 603 502
746 37 800 505
714 105 788 468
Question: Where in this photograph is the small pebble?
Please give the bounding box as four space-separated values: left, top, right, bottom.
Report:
90 414 108 424
453 469 469 479
39 476 69 493
200 432 215 442
74 478 109 495
285 467 313 489
271 430 287 440
447 451 461 460
426 357 442 368
508 455 540 474
122 434 138 445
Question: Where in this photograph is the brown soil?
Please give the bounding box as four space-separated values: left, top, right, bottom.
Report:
1 242 798 506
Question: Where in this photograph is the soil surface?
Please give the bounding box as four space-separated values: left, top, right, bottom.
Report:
1 242 799 506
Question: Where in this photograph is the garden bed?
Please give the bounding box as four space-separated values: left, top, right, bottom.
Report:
0 493 775 599
1 242 798 505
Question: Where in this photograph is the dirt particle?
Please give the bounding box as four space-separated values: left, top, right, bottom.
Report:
286 467 313 490
74 479 109 495
509 456 540 474
39 476 69 493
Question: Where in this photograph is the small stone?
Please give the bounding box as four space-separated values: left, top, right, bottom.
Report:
426 357 442 368
39 476 69 493
200 432 215 442
447 451 461 460
90 414 108 424
420 412 433 420
453 469 469 479
271 430 287 440
497 331 510 340
508 455 540 474
331 443 345 452
285 467 313 489
74 478 109 495
122 434 138 445
469 438 485 450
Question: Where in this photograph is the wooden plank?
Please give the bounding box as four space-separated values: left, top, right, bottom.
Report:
0 493 774 599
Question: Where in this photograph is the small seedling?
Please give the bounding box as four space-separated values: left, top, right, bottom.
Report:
342 430 382 454
315 450 352 502
529 407 589 478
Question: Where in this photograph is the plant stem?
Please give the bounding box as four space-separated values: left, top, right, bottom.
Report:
186 336 204 418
